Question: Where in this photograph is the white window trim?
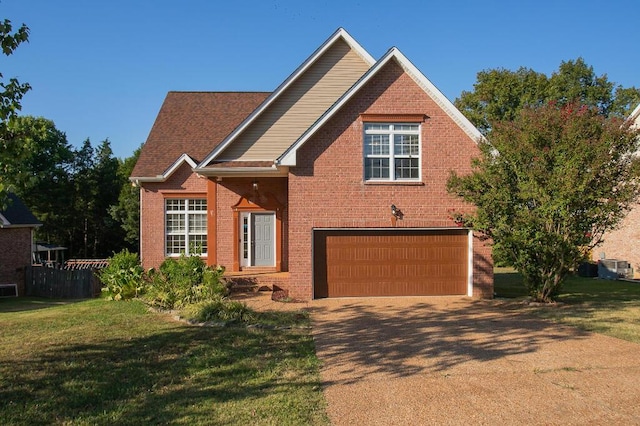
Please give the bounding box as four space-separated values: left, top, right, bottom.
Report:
165 198 208 257
363 122 421 182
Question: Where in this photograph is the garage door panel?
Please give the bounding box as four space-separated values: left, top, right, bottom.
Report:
314 229 468 298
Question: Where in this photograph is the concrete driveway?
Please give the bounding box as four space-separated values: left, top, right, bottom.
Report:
307 297 640 425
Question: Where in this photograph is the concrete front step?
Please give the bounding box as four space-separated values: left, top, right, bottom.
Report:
224 272 290 294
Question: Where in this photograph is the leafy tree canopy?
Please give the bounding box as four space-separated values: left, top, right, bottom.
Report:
69 138 124 258
4 116 74 243
109 146 141 251
0 18 30 206
448 102 640 302
456 58 640 134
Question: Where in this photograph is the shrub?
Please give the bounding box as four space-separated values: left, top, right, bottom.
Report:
99 250 145 301
144 254 227 309
182 298 256 324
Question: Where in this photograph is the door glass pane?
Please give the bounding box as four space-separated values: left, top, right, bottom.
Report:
242 216 249 260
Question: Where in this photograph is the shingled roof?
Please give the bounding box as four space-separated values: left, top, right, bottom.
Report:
0 193 41 228
131 91 270 178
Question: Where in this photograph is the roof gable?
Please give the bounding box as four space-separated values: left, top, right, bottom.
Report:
0 193 41 228
278 48 484 166
131 154 198 184
196 28 375 170
131 91 269 179
630 103 640 126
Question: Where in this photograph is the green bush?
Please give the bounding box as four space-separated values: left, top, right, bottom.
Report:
99 250 145 301
182 298 256 324
144 255 227 309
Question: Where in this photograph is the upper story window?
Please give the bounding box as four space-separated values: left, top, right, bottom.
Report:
364 123 421 181
165 198 207 256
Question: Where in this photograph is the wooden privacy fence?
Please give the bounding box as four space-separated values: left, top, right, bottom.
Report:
25 265 103 299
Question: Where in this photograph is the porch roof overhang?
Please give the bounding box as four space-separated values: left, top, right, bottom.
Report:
194 164 289 178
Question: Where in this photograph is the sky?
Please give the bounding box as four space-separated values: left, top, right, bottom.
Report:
2 0 639 159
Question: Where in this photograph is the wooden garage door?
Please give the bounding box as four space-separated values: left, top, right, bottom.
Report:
313 229 468 298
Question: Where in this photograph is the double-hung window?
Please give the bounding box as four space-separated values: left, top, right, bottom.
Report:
165 198 207 256
364 123 420 181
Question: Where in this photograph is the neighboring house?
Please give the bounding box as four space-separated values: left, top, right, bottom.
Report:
594 103 640 276
131 28 493 300
0 193 41 296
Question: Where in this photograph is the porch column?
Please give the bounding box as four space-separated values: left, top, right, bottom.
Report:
206 179 217 266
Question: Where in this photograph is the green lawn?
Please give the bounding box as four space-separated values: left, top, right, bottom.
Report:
0 298 328 425
494 268 640 343
4 273 638 424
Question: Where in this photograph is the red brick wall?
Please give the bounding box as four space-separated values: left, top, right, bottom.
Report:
594 202 640 277
139 163 207 269
0 227 32 295
139 166 289 272
288 60 493 299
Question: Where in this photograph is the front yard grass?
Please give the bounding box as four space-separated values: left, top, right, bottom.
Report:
0 298 328 425
494 267 640 344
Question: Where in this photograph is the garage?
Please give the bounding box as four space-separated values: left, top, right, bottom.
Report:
313 229 470 298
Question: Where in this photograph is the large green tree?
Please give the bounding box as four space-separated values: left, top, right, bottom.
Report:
456 58 640 134
4 116 75 243
109 146 141 251
0 18 30 206
4 122 133 258
69 139 123 258
448 102 640 302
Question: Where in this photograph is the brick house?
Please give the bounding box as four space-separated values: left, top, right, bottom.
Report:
593 103 640 276
0 193 41 296
131 28 493 300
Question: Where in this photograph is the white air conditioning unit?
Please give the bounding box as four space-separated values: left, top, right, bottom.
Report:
598 259 634 280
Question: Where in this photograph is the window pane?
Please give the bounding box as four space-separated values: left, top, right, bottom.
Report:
364 123 389 131
188 213 207 233
365 134 390 155
166 213 184 233
394 124 419 132
394 134 419 156
189 199 207 211
395 158 419 179
365 158 390 179
166 199 185 211
167 234 185 254
189 234 208 254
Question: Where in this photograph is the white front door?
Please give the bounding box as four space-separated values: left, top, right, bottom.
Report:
240 212 276 267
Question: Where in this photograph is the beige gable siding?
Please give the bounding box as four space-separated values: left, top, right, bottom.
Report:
219 39 370 161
